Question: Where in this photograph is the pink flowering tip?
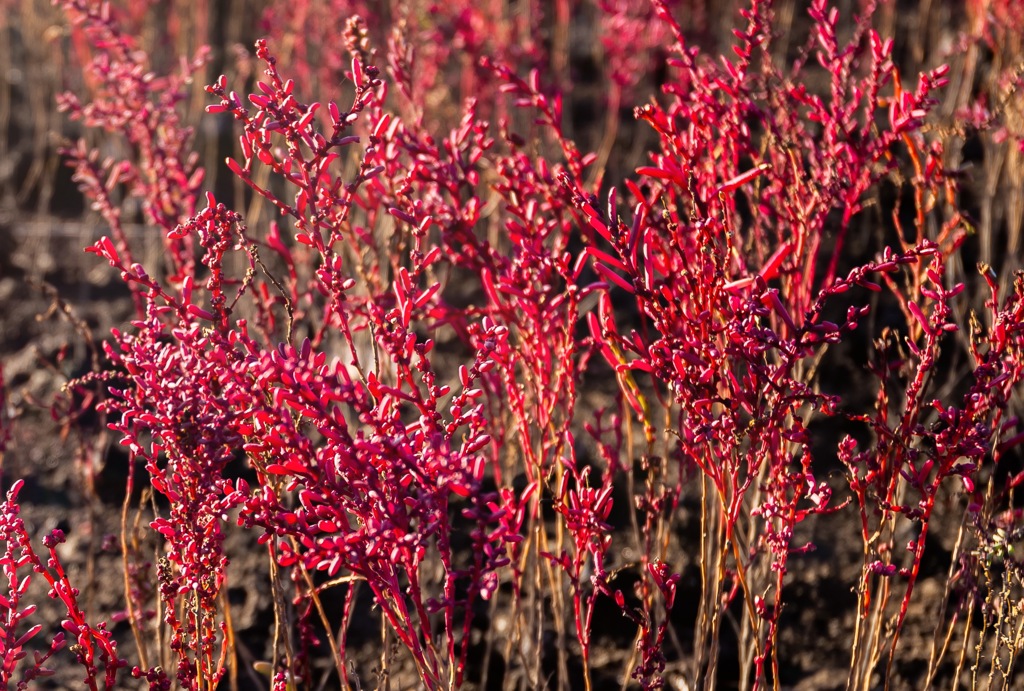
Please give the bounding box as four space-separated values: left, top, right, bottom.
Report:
297 102 320 130
187 304 215 321
13 623 42 649
180 275 194 306
717 163 771 194
622 385 645 418
396 266 411 294
463 434 490 456
572 250 589 280
647 561 679 609
225 156 246 177
481 269 501 306
907 301 933 336
586 245 629 274
86 236 120 266
582 198 611 231
760 289 798 332
450 482 474 498
555 471 572 503
724 276 755 293
867 561 897 576
362 165 384 180
351 57 365 86
587 214 612 243
628 359 654 373
151 519 179 541
593 263 634 294
627 202 645 257
421 246 442 267
759 242 793 281
372 113 392 140
636 165 683 185
366 372 382 399
586 311 604 345
266 222 292 262
413 282 440 309
257 148 275 165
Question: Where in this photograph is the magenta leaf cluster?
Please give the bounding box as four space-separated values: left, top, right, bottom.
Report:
1 0 1022 689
